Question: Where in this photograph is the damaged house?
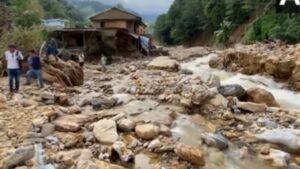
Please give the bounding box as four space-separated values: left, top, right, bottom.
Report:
53 7 154 60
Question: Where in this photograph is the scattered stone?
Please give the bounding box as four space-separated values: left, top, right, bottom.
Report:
175 143 205 166
148 56 179 72
1 146 35 169
236 101 267 113
135 123 160 140
117 118 135 132
112 141 134 163
53 115 88 132
93 119 118 144
218 84 246 100
41 92 56 104
148 139 162 150
246 87 279 107
41 123 55 136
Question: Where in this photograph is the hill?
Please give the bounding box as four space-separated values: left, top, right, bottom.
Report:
154 0 300 46
65 0 111 19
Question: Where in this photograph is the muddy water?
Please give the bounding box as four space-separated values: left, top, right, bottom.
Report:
181 54 300 111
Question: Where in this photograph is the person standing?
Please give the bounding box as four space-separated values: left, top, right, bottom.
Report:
4 44 24 93
26 50 44 89
78 52 85 67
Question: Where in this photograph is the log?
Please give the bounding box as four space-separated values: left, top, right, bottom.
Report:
0 57 84 87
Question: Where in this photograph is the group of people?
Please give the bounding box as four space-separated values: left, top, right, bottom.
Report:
4 44 44 94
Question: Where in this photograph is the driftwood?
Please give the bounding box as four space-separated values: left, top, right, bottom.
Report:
0 58 84 87
42 58 84 87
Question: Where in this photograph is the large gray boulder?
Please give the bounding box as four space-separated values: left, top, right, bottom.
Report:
218 84 246 100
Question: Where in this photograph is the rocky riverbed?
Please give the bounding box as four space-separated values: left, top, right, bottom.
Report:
1 44 300 169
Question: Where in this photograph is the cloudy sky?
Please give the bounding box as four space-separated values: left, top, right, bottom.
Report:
99 0 174 14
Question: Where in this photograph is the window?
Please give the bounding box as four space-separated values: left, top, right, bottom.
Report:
101 21 105 28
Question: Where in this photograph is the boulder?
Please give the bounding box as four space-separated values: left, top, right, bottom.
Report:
117 118 135 132
93 119 118 144
218 84 246 100
0 146 35 169
147 56 179 72
256 129 300 152
175 143 205 166
246 87 279 107
112 141 134 163
53 115 88 132
208 54 221 68
135 124 160 140
236 101 267 113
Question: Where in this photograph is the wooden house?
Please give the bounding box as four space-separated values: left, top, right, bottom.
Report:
89 7 147 35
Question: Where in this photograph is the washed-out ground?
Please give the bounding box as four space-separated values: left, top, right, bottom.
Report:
1 44 300 169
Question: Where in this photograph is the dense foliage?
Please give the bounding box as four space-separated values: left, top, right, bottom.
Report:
155 0 300 45
0 0 83 57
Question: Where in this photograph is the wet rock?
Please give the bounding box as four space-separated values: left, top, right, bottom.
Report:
135 123 160 140
93 119 118 144
112 141 134 163
1 146 35 169
208 54 221 68
259 149 290 167
147 56 179 72
236 101 267 113
246 87 279 107
203 74 221 88
180 69 193 75
175 143 205 166
218 84 246 100
53 115 88 132
202 133 229 150
117 118 135 132
256 129 300 152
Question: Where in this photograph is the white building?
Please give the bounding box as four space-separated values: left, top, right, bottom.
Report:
42 19 66 28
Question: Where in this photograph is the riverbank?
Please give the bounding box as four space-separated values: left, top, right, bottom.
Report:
1 44 300 169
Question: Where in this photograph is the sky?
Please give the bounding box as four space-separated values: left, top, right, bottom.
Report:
99 0 174 15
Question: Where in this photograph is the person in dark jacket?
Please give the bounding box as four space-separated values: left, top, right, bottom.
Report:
26 50 44 88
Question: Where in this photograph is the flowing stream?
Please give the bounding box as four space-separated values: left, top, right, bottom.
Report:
181 54 300 111
170 54 300 169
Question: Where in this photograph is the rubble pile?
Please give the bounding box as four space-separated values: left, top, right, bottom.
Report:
1 44 300 169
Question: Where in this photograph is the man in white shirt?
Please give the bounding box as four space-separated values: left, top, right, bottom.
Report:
4 44 24 93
